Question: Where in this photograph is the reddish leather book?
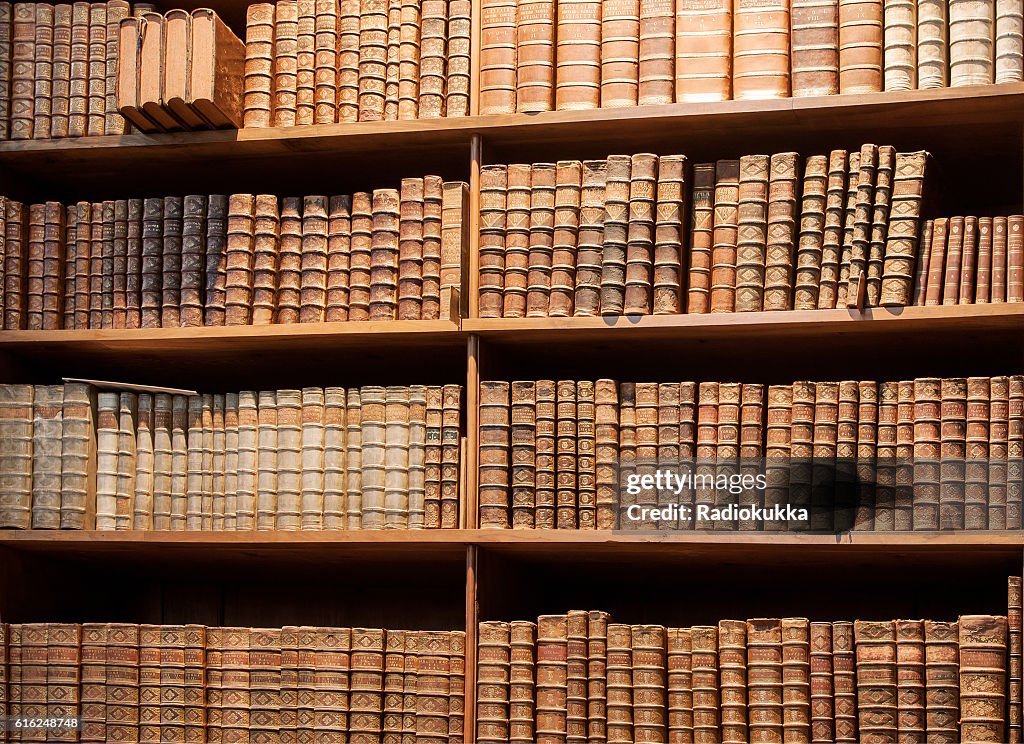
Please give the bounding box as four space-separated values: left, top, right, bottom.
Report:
479 381 511 528
764 384 792 532
838 0 883 93
835 151 860 307
686 162 715 313
350 627 387 741
300 194 329 322
555 0 601 109
942 215 965 305
275 196 303 323
510 380 536 528
224 193 255 325
440 383 461 529
584 611 610 741
477 621 512 743
854 380 878 530
606 622 633 743
733 0 790 98
809 622 834 742
782 618 811 743
0 3 14 139
577 380 597 529
793 155 827 310
421 176 443 320
555 380 578 529
601 0 640 108
600 155 631 315
189 8 245 128
623 152 657 315
369 188 401 318
526 162 556 317
565 612 590 740
653 154 685 315
656 381 681 512
335 0 359 122
912 377 941 529
9 2 35 140
537 615 569 740
535 379 557 528
243 3 276 127
718 619 748 743
831 622 857 742
479 0 518 114
313 0 339 124
396 178 425 320
594 379 620 529
879 151 929 306
976 216 993 303
618 382 638 527
1010 375 1024 530
959 616 1009 743
503 163 532 318
163 9 206 130
85 2 105 135
817 150 848 309
633 624 668 742
667 627 694 742
551 160 582 318
1011 576 1023 743
1009 214 1024 302
348 191 373 320
508 620 535 743
356 0 387 121
479 164 508 318
296 0 317 125
574 160 607 316
748 619 784 742
441 180 469 320
251 193 280 325
383 630 406 742
106 623 141 741
895 620 925 741
854 620 897 741
639 0 674 105
695 382 720 519
911 219 934 306
924 217 948 306
32 4 54 141
710 159 741 313
691 625 721 743
674 0 731 101
792 0 839 96
739 383 765 529
764 152 799 311
993 215 1009 302
634 382 659 529
446 0 472 117
516 0 555 112
326 194 352 322
923 620 958 743
989 376 1010 530
24 202 45 329
866 145 895 305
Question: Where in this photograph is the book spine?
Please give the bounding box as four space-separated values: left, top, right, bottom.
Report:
960 615 1009 743
169 395 188 529
297 0 317 124
550 160 581 317
691 625 721 743
555 0 601 110
686 162 715 313
337 0 360 121
179 196 206 327
600 155 631 315
735 154 770 312
505 621 535 743
9 3 34 140
510 380 536 528
421 176 443 319
764 152 799 310
794 155 827 309
68 1 89 136
384 629 406 743
880 151 928 306
915 0 947 86
384 385 411 528
913 377 941 529
667 627 694 743
132 394 155 529
848 143 877 302
577 380 597 529
480 0 518 114
831 621 857 742
104 0 127 134
314 0 338 123
639 0 674 104
349 191 373 320
817 150 847 308
503 163 532 318
300 194 329 322
526 162 556 317
400 630 417 743
396 0 419 118
49 3 70 138
25 203 45 329
326 194 352 321
85 2 105 135
1010 374 1024 529
977 216 994 303
69 201 88 329
535 380 556 529
32 4 53 140
275 388 302 530
866 145 895 305
43 200 66 329
989 376 1010 529
595 378 620 529
652 154 685 315
574 159 607 316
415 631 449 743
555 379 577 529
323 386 347 528
356 0 387 120
408 385 427 528
438 385 460 528
854 620 897 741
250 628 282 742
418 0 446 119
93 390 119 530
623 152 657 316
563 611 589 741
479 381 511 528
632 624 667 743
924 620 959 743
835 151 860 306
161 196 183 327
346 387 363 527
46 623 81 743
185 395 204 530
710 159 741 313
733 0 790 99
360 385 387 528
718 619 748 744
674 0 731 101
203 195 228 326
106 623 141 742
0 3 13 140
1011 576 1024 743
300 388 326 529
272 0 298 127
895 620 925 742
225 194 256 325
255 389 278 529
950 0 995 85
883 0 915 90
369 188 400 319
276 196 303 323
251 193 280 325
792 0 840 95
423 386 442 528
838 0 883 92
478 621 512 743
809 622 834 742
479 165 508 318
939 377 968 530
782 619 811 743
924 217 948 305
1009 215 1024 302
942 216 965 305
398 178 425 320
605 622 632 744
601 0 640 108
443 0 470 117
763 384 792 531
28 385 60 529
244 3 276 127
748 618 784 743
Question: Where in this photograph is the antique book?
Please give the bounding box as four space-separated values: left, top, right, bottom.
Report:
25 203 46 329
959 615 1008 743
924 620 959 743
417 0 446 119
163 9 206 130
781 618 811 743
564 611 589 740
865 145 895 304
204 194 229 325
687 162 716 313
169 396 188 528
764 384 793 530
178 195 206 327
86 2 105 135
989 377 1010 530
809 622 834 742
709 160 742 313
691 625 721 743
1010 215 1024 302
356 0 388 121
895 379 916 531
348 628 385 741
138 14 181 132
574 159 607 316
831 621 857 742
747 619 784 742
360 386 387 528
526 162 556 316
408 385 427 528
312 0 339 124
1011 576 1023 743
733 0 790 98
883 0 915 90
996 0 1024 82
791 0 839 95
185 395 204 529
577 380 597 529
623 153 657 315
222 393 239 529
0 3 13 139
835 151 860 307
446 0 472 117
838 0 883 92
46 623 81 741
275 388 302 529
735 154 770 312
753 153 795 311
415 631 450 742
322 387 347 528
939 377 968 530
440 384 461 528
601 0 640 108
652 154 685 314
894 620 926 742
535 379 557 528
94 390 119 530
277 195 303 323
32 4 54 140
346 387 363 527
250 193 280 325
325 194 352 321
594 379 619 529
638 0 674 105
912 377 941 529
854 620 897 740
335 0 359 121
116 16 158 132
503 164 532 318
550 160 581 317
105 623 140 742
8 2 35 140
189 8 245 128
254 389 278 529
349 193 374 319
60 382 94 528
555 380 578 528
68 1 91 136
516 0 555 112
555 0 601 109
50 3 71 138
479 0 518 114
132 394 155 529
793 155 827 309
296 0 316 125
942 216 965 305
383 630 406 742
632 624 667 743
879 151 928 306
382 386 410 528
583 611 610 742
478 621 511 743
243 3 276 127
977 216 994 303
510 380 536 528
161 196 184 327
102 0 129 134
423 386 442 528
508 620 536 743
674 0 731 101
924 218 948 305
916 0 948 87
397 178 425 320
845 144 877 306
421 176 444 319
718 619 748 744
27 385 60 529
224 193 256 325
606 622 633 743
667 628 694 742
950 0 995 85
300 194 329 322
479 165 508 318
816 150 847 308
368 195 400 317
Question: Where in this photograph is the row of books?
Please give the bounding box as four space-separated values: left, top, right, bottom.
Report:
478 146 933 319
0 383 464 531
479 0 1024 115
477 577 1023 743
0 0 155 141
913 214 1024 305
241 0 471 127
1 623 466 743
478 375 1024 531
0 181 468 331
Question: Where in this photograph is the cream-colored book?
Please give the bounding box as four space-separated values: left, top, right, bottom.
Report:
300 387 325 530
256 389 279 529
323 386 348 529
30 385 63 529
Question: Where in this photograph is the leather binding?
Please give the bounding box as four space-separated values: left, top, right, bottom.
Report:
667 628 694 742
61 200 75 327
116 16 158 133
383 630 406 742
383 386 410 528
1010 215 1024 302
479 166 508 318
222 393 239 529
255 389 278 529
446 0 471 116
605 621 632 743
988 377 1010 530
300 194 329 322
478 621 512 743
600 154 631 315
0 3 12 139
504 163 532 317
961 215 979 303
748 618 784 742
788 381 814 529
652 154 685 315
526 161 556 317
250 628 283 742
276 195 303 323
321 386 347 528
161 196 184 327
674 0 731 101
326 194 352 321
128 197 145 327
9 2 33 139
510 380 536 528
189 9 246 128
183 624 206 742
224 193 256 325
185 394 204 529
764 152 799 311
912 377 941 529
137 624 162 742
356 0 387 120
960 615 1009 742
70 201 91 329
594 378 620 529
86 2 105 135
360 385 387 528
169 395 188 528
916 0 947 87
710 159 741 313
923 620 959 743
312 0 338 123
601 0 640 108
106 623 141 741
791 0 839 96
479 0 518 114
207 626 225 740
691 625 721 743
415 631 450 742
880 151 928 306
695 381 719 520
296 0 316 125
159 625 187 742
781 619 811 743
1011 576 1023 743
550 160 581 317
618 382 638 528
401 631 419 742
218 627 252 740
243 3 275 127
977 216 993 303
112 198 130 329
639 0 674 105
418 0 446 119
624 152 657 315
563 611 589 740
632 624 667 743
854 620 898 741
809 622 834 742
346 192 372 320
992 215 1009 301
794 155 827 310
666 383 691 522
735 154 770 313
424 385 442 528
68 1 90 136
397 178 425 319
555 379 578 528
866 145 894 305
1010 374 1024 529
274 0 299 126
132 393 155 528
151 393 173 528
838 0 882 92
577 380 597 529
275 388 302 530
883 0 915 90
479 380 511 528
739 383 765 528
164 10 205 130
834 381 858 529
139 14 182 132
923 217 947 305
47 624 81 742
102 0 129 134
33 4 54 140
7 624 21 734
847 144 876 304
421 175 444 319
894 379 915 531
942 216 965 305
718 619 748 743
996 0 1024 82
176 195 206 327
449 631 467 742
854 380 878 530
50 3 71 137
733 0 790 99
336 0 359 122
816 150 847 309
951 0 995 85
582 611 610 742
18 623 47 729
369 188 400 320
204 194 229 325
94 390 119 530
555 0 601 109
101 200 115 327
835 152 860 306
25 203 45 329
59 382 94 528
633 382 659 529
574 159 607 316
686 162 715 313
408 385 426 528
28 385 60 529
763 384 792 532
535 379 557 528
345 387 363 527
396 0 420 118
894 620 926 741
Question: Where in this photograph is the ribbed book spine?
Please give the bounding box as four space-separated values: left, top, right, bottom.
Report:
1010 576 1023 743
667 627 694 742
686 163 715 313
735 154 770 312
792 0 840 95
838 0 883 92
277 196 303 323
360 385 387 528
323 386 347 528
950 0 995 85
959 615 1008 743
398 178 425 320
33 5 53 141
782 618 811 743
764 152 799 310
10 3 34 140
555 0 601 109
314 0 338 123
30 385 62 530
879 151 928 306
204 195 228 326
516 0 555 112
574 159 607 316
383 386 411 528
480 381 511 528
577 380 597 529
691 625 721 743
623 152 657 316
477 621 511 743
652 154 685 315
479 165 508 318
550 160 581 317
854 620 898 741
883 0 915 90
710 160 741 312
509 620 536 743
296 0 317 125
225 194 256 325
718 619 748 744
326 194 352 321
526 162 556 316
674 0 731 101
601 0 640 108
479 0 518 114
809 622 834 742
733 0 790 98
244 4 276 127
639 0 674 104
916 0 947 87
274 389 302 530
924 620 959 743
418 0 447 119
606 622 633 743
337 0 360 121
252 193 281 325
503 164 531 318
300 195 329 322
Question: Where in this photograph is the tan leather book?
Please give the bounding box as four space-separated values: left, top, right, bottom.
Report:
574 160 607 316
694 381 718 519
1011 576 1024 742
854 620 897 740
632 624 667 742
714 382 740 530
639 0 674 105
950 0 995 85
894 620 926 740
224 193 255 325
313 0 338 123
996 0 1024 82
526 162 556 316
0 3 13 139
780 619 811 742
791 0 839 96
387 0 402 120
168 395 188 528
866 145 895 305
274 0 299 126
86 2 106 135
652 154 685 315
151 393 173 528
883 0 915 91
204 194 229 325
536 615 570 739
217 627 250 739
223 392 240 528
139 14 182 132
847 144 876 303
763 152 798 311
893 379 914 531
516 0 555 112
383 385 410 528
912 377 941 529
686 163 715 313
255 389 278 529
408 384 427 528
59 382 95 529
184 394 204 529
421 175 443 319
816 150 847 309
357 0 387 121
326 194 352 321
104 623 140 741
440 180 468 319
360 385 387 528
346 387 363 527
418 0 446 118
383 629 406 741
577 380 597 529
691 625 721 743
336 0 359 122
600 154 631 315
601 0 640 107
45 623 81 742
480 0 518 114
189 9 245 129
243 3 275 127
349 192 373 320
623 152 657 315
793 155 826 310
808 623 834 741
179 194 206 327
18 623 47 727
717 619 748 743
446 0 471 116
477 621 512 743
964 376 990 530
32 4 54 141
503 163 532 317
838 0 882 93
449 631 466 740
25 203 45 329
60 201 76 328
28 384 61 529
158 624 187 741
9 2 34 139
555 0 601 109
275 388 303 529
763 384 791 532
835 151 859 307
880 151 928 305
534 379 555 528
550 160 581 317
68 1 89 136
710 159 740 313
916 0 947 87
369 188 400 320
631 382 658 530
667 628 694 742
555 379 577 528
160 196 183 327
994 215 1010 301
297 0 316 124
924 217 947 305
735 154 770 313
733 0 790 98
415 631 450 742
960 615 1009 742
131 393 154 529
506 620 535 742
853 379 878 530
594 379 619 529
103 0 129 135
397 178 425 320
396 0 420 119
249 628 282 740
922 620 959 742
164 10 206 129
674 0 731 101
479 380 511 528
479 166 508 318
276 195 303 323
300 194 329 322
977 216 993 303
961 215 979 303
510 380 536 528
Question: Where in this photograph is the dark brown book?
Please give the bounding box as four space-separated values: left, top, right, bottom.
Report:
479 164 508 319
85 2 106 135
623 152 658 316
1010 375 1024 530
526 162 556 317
503 164 531 318
161 196 184 327
691 625 721 744
895 620 925 742
25 202 46 329
326 194 352 322
1009 214 1024 303
550 160 581 318
369 188 400 320
1 4 17 140
832 621 857 742
895 379 915 531
100 200 115 328
349 191 373 320
139 197 162 329
535 379 557 529
994 216 1009 302
809 622 834 742
959 215 979 303
479 381 511 528
854 620 897 741
111 199 129 329
687 162 715 313
924 620 959 744
397 178 424 320
600 154 631 316
574 159 607 317
710 159 741 313
960 615 1009 743
39 201 63 330
718 619 748 743
276 195 303 324
87 201 102 327
203 194 228 326
32 4 54 141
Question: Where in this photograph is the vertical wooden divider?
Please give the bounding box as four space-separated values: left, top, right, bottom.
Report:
464 544 480 743
469 0 482 116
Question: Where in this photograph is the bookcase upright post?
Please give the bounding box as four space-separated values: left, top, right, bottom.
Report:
464 544 480 744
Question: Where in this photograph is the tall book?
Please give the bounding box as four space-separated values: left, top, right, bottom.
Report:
555 0 601 109
510 620 537 743
879 151 928 306
638 0 674 105
916 0 947 87
479 0 518 114
623 152 657 315
763 152 799 310
735 154 770 313
1010 576 1023 743
601 0 640 107
550 160 581 317
718 619 748 744
566 611 590 741
733 0 790 98
600 155 631 315
950 0 995 85
883 0 915 89
516 0 555 112
691 625 721 743
686 162 715 312
575 159 607 316
478 621 511 743
653 154 685 314
854 620 897 741
838 0 883 92
809 622 834 742
924 620 959 743
674 0 731 101
791 0 839 95
526 162 556 316
832 621 857 742
710 159 741 313
959 615 1008 743
794 154 828 310
606 622 633 743
503 164 531 318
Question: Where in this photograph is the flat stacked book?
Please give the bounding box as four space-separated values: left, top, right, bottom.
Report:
479 0 1024 115
1 622 466 743
241 0 472 127
0 180 468 330
478 576 1022 743
479 374 1024 531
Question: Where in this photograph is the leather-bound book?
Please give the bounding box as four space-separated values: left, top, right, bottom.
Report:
787 381 815 527
595 379 620 529
1011 576 1023 743
764 152 799 311
243 3 275 127
25 203 45 329
440 384 461 528
793 155 827 309
103 0 129 134
138 14 181 132
61 201 76 328
606 622 633 743
565 612 590 740
574 159 607 316
924 217 948 305
916 0 947 86
623 152 657 316
535 379 557 528
59 382 94 529
950 0 995 85
222 393 239 529
686 162 715 313
576 380 597 529
781 619 811 743
384 630 406 742
960 615 1009 742
137 624 162 742
555 379 578 529
94 390 119 530
990 215 1006 301
19 623 47 728
101 200 116 328
479 0 518 114
652 154 685 315
169 395 188 528
249 628 283 742
417 0 446 119
300 194 329 322
838 0 882 92
325 194 352 322
718 619 748 744
809 622 834 742
224 193 256 325
479 165 508 318
189 9 245 129
912 377 942 529
834 381 859 529
0 3 13 139
183 625 206 742
408 385 427 528
510 380 536 528
159 625 188 741
1010 215 1024 302
254 389 278 529
507 620 536 743
348 191 372 320
421 176 443 319
46 623 81 742
383 386 411 528
396 178 425 320
28 385 61 529
67 1 91 136
895 620 925 741
401 631 419 742
791 0 839 95
550 160 581 317
151 393 173 529
997 0 1024 82
116 16 157 133
656 382 681 512
977 217 993 303
446 0 472 116
736 154 770 313
32 4 54 141
832 622 857 742
313 0 338 124
203 194 228 325
632 382 658 529
937 376 971 530
835 151 859 307
478 621 512 743
314 627 352 740
251 193 280 325
68 202 88 329
359 385 387 528
584 611 610 741
601 0 640 108
275 388 303 530
50 3 71 137
106 623 141 741
891 379 913 531
336 0 359 121
277 195 303 323
883 0 915 90
710 159 741 313
854 620 897 741
763 384 792 532
234 391 258 529
733 0 790 98
880 151 928 306
516 0 554 112
357 0 387 121
480 381 511 528
422 386 442 528
618 381 639 528
866 145 894 305
816 150 847 309
695 381 719 520
667 628 694 742
853 380 878 530
1010 375 1024 529
989 376 1010 529
296 0 316 125
164 10 205 130
632 624 667 743
923 620 959 743
86 2 106 135
9 3 34 140
639 0 674 105
847 144 876 305
674 0 731 101
555 0 601 109
344 387 363 527
415 631 451 743
322 387 347 528
747 618 784 743
178 196 206 328
185 395 204 529
205 626 224 739
526 162 556 317
161 196 184 327
132 394 155 529
349 628 386 742
494 165 525 317
739 384 765 528
942 216 965 305
691 625 721 744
